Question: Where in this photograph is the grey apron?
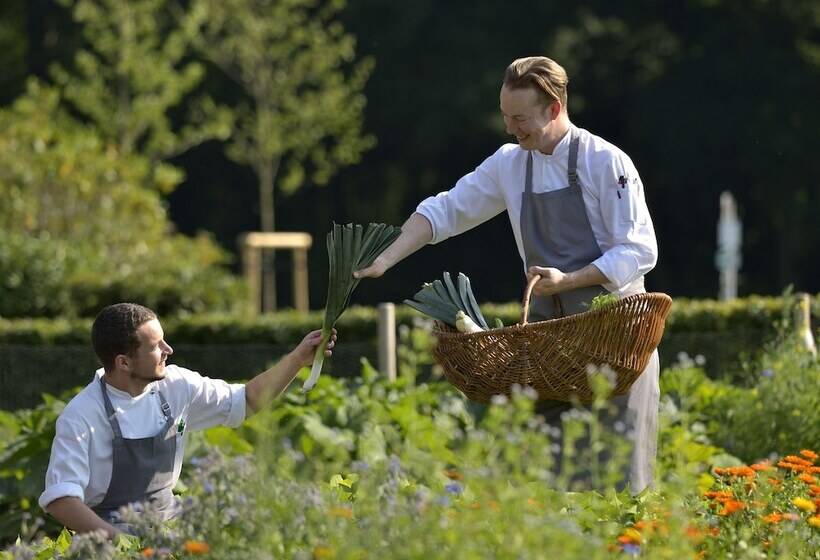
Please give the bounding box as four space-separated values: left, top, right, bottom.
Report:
520 127 659 492
92 377 179 526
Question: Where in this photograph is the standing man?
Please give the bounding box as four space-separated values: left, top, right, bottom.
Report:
355 56 659 492
39 303 336 535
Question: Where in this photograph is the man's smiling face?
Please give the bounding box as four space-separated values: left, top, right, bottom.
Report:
500 84 556 152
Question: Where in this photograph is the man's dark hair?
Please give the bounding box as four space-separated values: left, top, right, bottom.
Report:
91 303 157 372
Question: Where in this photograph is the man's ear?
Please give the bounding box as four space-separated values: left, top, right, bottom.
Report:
548 100 562 120
114 354 131 371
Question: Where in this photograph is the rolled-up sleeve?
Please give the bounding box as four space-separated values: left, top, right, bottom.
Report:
39 418 91 510
185 373 246 431
590 152 658 289
416 150 506 244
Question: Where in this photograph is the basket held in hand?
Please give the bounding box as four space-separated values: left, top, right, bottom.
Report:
431 276 673 404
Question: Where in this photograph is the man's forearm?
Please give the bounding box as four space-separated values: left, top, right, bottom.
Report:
377 212 433 269
245 351 302 415
46 496 119 537
564 263 610 291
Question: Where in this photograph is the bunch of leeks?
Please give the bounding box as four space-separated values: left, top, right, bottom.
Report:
302 222 402 392
403 272 489 332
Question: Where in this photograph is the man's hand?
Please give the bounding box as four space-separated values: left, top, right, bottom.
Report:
527 266 568 296
527 263 610 296
290 329 337 367
353 255 389 279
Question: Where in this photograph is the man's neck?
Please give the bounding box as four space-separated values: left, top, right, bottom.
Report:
537 116 571 155
103 371 152 398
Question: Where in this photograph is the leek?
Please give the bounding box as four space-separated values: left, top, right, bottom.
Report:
302 222 402 392
404 272 488 329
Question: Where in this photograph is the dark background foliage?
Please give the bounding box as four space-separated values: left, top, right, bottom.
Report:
5 0 818 310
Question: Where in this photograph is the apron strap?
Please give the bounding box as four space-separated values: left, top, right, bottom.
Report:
98 376 124 440
567 127 580 189
525 151 534 194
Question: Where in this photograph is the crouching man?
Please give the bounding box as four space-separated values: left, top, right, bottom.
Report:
39 302 336 536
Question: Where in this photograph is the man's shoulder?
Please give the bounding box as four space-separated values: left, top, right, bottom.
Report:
156 364 208 395
576 127 635 168
59 379 104 426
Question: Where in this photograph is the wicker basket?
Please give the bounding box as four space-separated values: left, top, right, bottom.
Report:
431 276 673 404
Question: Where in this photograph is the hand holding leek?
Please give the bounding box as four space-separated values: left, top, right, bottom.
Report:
302 222 402 392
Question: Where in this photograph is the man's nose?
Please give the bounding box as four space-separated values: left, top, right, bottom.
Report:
163 342 174 355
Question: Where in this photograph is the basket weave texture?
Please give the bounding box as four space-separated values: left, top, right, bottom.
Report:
431 277 673 404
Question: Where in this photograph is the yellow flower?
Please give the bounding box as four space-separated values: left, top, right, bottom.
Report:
328 506 353 519
183 541 210 554
792 497 817 513
808 516 820 529
313 546 335 559
617 528 642 544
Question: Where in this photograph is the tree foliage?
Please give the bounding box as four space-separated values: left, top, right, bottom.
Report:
189 0 374 230
0 81 246 317
50 0 233 192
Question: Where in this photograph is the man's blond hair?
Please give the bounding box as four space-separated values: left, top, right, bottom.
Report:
503 56 569 111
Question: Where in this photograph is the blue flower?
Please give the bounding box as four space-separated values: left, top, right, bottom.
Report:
760 368 774 378
445 482 463 495
621 543 640 556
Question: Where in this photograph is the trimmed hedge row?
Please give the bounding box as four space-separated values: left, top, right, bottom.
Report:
0 294 816 345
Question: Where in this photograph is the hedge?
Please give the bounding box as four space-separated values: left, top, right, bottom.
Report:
1 294 817 410
1 294 817 346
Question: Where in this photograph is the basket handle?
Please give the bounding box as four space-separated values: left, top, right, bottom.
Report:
520 275 564 325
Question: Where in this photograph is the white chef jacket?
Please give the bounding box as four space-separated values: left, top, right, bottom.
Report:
39 365 246 510
416 124 658 296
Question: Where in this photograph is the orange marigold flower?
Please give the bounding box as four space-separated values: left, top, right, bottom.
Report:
784 455 813 466
704 490 734 501
800 450 818 461
809 516 820 529
183 541 210 554
141 549 155 558
684 525 703 541
809 485 820 496
778 461 808 472
719 500 746 516
768 477 782 487
793 497 817 513
709 526 720 536
714 466 756 479
329 506 353 519
750 462 773 471
799 474 818 485
443 469 463 481
762 513 782 524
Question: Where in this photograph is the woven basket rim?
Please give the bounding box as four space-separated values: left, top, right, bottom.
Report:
433 291 672 338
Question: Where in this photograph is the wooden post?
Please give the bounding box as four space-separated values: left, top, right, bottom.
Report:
378 302 397 382
239 232 312 314
794 292 817 357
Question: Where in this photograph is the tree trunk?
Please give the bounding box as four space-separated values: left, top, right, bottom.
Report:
258 157 280 312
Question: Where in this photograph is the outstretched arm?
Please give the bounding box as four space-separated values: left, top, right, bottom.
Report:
46 497 119 537
244 329 337 415
353 213 433 279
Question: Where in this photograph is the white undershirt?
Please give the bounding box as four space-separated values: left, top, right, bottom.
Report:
39 365 245 510
415 124 658 296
